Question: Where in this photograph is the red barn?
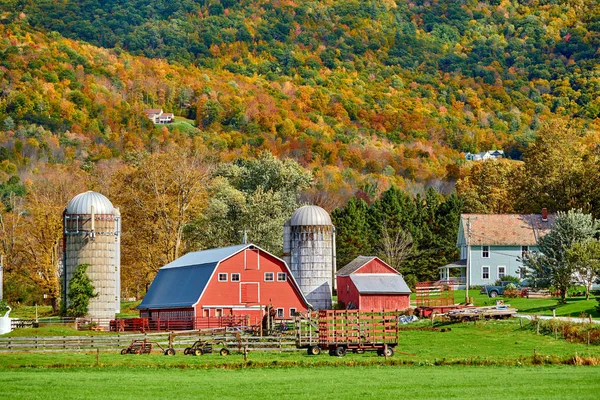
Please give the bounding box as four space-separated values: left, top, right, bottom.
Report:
138 244 309 329
336 256 411 310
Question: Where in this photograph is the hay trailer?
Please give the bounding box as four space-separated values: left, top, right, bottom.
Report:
295 310 400 357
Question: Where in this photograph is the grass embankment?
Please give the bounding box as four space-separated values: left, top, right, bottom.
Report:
2 320 599 369
1 366 599 400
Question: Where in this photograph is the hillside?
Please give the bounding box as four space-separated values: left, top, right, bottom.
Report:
0 0 598 195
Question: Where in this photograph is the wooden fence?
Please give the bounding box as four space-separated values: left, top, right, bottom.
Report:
0 332 299 353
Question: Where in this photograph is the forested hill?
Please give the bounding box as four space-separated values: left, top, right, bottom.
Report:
0 0 599 197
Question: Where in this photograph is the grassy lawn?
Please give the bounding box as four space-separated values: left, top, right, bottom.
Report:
2 320 599 368
411 290 599 318
0 365 599 400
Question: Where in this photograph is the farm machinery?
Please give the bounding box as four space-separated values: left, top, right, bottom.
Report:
183 340 230 356
120 338 176 355
295 310 401 357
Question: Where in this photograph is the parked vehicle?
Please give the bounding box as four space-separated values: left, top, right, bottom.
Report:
120 338 175 355
183 340 230 356
480 281 520 298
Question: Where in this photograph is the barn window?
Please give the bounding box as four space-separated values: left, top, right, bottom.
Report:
215 309 223 317
203 309 209 317
277 272 287 282
231 273 240 282
290 308 297 317
276 308 284 318
218 273 228 282
346 285 349 293
264 272 274 282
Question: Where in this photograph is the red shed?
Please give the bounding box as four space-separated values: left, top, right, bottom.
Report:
336 256 411 310
138 244 309 329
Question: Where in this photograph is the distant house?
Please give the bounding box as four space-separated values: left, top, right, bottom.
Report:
336 256 412 310
465 150 504 161
138 244 309 329
144 109 174 124
440 210 555 287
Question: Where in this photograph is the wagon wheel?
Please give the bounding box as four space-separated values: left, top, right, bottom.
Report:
384 347 394 357
183 348 190 355
120 348 127 355
165 348 176 356
307 346 321 356
219 348 230 356
194 348 203 356
334 346 346 357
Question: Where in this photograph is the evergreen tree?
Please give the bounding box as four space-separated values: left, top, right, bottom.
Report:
332 198 372 269
66 264 97 318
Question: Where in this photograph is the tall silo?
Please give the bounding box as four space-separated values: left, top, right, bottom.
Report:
283 205 336 310
63 191 121 319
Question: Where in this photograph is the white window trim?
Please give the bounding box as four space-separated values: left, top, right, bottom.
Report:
482 266 490 280
231 273 240 282
497 266 506 279
290 308 296 317
218 273 228 282
215 308 223 317
482 246 490 258
264 272 274 282
277 272 287 282
276 308 284 318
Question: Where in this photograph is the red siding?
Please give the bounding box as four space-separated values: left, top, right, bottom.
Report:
355 258 398 274
359 294 410 310
196 249 307 319
336 258 410 311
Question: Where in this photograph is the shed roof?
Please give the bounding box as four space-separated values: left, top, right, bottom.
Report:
460 214 555 246
350 274 412 294
336 256 376 276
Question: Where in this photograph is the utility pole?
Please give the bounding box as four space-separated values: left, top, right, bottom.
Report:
465 217 474 304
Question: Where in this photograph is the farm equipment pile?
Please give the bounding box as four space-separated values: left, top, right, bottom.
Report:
295 310 401 357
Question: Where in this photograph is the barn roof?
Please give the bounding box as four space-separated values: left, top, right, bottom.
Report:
138 243 310 310
350 274 412 294
336 256 376 276
138 244 249 310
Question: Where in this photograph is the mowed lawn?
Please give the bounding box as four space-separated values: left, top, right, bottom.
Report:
2 320 599 369
1 365 599 400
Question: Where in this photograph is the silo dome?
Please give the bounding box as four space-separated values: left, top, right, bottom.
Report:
66 191 114 214
289 205 332 226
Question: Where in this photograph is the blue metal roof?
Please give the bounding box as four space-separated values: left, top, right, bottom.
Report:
138 263 217 309
138 244 250 310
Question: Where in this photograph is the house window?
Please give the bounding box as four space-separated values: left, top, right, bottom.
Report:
276 308 284 318
482 246 490 258
215 309 223 317
482 266 490 280
203 309 209 317
264 272 274 282
498 266 506 279
277 272 287 282
290 308 297 317
218 273 227 282
231 273 240 282
521 246 529 258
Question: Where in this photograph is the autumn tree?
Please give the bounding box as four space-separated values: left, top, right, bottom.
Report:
456 159 522 214
567 240 600 300
111 151 210 297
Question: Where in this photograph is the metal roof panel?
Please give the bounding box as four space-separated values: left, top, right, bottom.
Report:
350 274 412 294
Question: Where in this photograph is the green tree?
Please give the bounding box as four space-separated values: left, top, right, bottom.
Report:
66 264 97 318
523 210 599 303
331 198 372 268
566 240 600 300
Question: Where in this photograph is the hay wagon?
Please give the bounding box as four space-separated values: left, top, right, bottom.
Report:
295 310 400 357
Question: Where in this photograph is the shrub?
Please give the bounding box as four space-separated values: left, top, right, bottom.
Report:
66 264 97 318
504 283 519 298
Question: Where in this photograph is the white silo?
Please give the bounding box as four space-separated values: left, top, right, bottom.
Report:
63 191 121 319
283 205 336 310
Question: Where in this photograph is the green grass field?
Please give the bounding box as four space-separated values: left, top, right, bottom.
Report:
1 365 599 400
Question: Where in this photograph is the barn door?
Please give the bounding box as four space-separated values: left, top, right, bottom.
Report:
240 282 259 303
245 249 260 270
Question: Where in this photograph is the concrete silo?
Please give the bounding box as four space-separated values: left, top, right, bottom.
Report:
63 191 121 319
283 205 336 310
